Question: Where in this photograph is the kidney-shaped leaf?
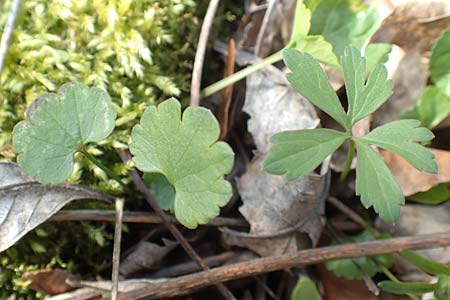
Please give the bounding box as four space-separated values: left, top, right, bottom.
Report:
13 82 116 184
0 163 111 252
130 98 234 229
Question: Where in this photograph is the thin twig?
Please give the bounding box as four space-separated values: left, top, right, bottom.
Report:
254 0 276 56
49 209 247 227
116 232 450 300
190 0 220 106
117 150 235 300
111 199 124 300
0 0 21 74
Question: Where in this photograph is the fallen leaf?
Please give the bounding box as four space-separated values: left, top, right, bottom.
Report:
0 163 111 252
381 148 450 196
376 202 450 281
22 269 80 295
222 155 328 256
120 239 177 276
244 65 319 154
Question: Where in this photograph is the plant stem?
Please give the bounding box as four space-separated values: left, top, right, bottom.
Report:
81 149 127 189
378 265 421 300
200 49 284 98
340 138 355 182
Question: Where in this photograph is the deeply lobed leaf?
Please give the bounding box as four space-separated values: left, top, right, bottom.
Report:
360 119 437 173
12 83 116 184
130 98 234 228
264 128 348 180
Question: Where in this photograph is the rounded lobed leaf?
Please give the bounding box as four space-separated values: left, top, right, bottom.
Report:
12 83 116 184
130 98 234 229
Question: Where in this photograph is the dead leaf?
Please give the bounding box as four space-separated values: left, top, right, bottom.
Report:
376 202 450 281
381 148 450 196
120 239 177 276
0 163 111 252
22 269 80 295
244 65 319 154
222 155 328 256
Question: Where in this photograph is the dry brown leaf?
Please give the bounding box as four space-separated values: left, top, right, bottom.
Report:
119 240 177 276
381 148 450 196
22 269 80 295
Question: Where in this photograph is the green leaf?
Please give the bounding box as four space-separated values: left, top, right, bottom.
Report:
401 250 450 276
291 277 320 300
436 275 450 300
379 281 437 295
360 119 437 173
283 48 348 129
341 46 393 125
430 28 450 96
264 128 348 180
326 230 393 280
143 173 175 212
354 140 404 222
409 184 450 205
365 43 392 73
289 0 311 40
309 0 381 58
130 98 234 229
401 86 450 129
12 82 116 184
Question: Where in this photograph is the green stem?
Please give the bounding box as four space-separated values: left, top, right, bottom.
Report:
200 49 284 98
378 265 421 300
81 149 127 189
340 138 355 182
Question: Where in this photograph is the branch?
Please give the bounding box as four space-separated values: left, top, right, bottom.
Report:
117 232 450 299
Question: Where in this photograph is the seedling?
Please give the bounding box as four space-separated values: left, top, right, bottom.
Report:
264 46 438 222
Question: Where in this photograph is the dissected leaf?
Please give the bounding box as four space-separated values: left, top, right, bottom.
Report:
283 49 348 128
430 27 450 96
326 230 392 280
244 65 319 154
360 119 437 173
130 98 234 229
365 43 392 74
409 184 450 205
12 82 116 184
264 128 348 180
401 86 450 129
401 250 450 276
308 0 380 57
289 0 311 40
378 281 437 294
342 46 393 125
354 141 404 222
143 173 175 212
0 163 111 252
291 277 320 300
381 148 450 196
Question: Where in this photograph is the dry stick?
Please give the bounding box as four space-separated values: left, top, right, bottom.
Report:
254 0 276 56
190 0 220 106
117 150 236 300
0 0 21 74
49 209 247 227
111 199 124 300
116 232 450 300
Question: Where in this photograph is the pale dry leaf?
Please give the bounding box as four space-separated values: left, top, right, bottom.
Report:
0 163 111 252
244 65 319 154
381 148 450 196
376 202 450 281
22 269 80 295
223 155 328 256
120 240 177 276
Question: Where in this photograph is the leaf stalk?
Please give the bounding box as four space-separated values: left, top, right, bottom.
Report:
340 138 355 182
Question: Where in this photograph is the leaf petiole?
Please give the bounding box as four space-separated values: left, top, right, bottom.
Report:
81 148 127 190
340 138 355 182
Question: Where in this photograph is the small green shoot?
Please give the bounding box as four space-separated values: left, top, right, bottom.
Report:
264 46 437 222
12 83 116 184
130 98 235 229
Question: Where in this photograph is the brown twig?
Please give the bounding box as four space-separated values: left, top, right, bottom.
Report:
254 0 276 56
49 209 247 227
190 0 220 106
111 198 124 300
117 150 235 300
0 0 21 74
116 232 450 299
218 38 236 140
